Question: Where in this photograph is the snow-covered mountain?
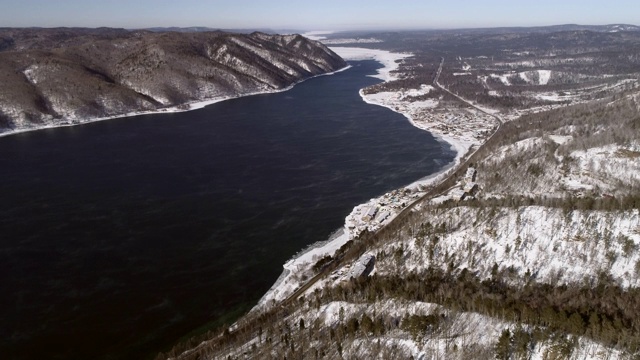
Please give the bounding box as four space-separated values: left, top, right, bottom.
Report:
0 28 346 133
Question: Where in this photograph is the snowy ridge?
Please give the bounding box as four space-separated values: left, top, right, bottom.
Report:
222 297 625 360
375 206 640 288
483 134 640 198
0 30 347 136
0 64 351 139
229 37 298 76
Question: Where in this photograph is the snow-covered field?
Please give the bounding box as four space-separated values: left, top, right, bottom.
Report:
323 38 383 45
303 31 383 44
485 70 553 86
301 31 335 41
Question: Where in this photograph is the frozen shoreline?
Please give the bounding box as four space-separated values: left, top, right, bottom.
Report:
330 46 412 82
255 46 472 309
332 46 473 185
0 66 351 139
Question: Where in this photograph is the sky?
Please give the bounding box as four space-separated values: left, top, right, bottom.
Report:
1 0 639 31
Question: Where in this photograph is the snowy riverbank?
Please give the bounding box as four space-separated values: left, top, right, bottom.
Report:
331 47 487 189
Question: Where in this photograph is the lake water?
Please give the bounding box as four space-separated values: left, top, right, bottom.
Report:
0 60 455 360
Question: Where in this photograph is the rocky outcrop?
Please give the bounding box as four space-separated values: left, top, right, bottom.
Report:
0 28 347 133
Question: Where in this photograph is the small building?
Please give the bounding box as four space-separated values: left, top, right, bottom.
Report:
348 253 376 279
375 211 391 223
465 167 477 183
362 206 378 222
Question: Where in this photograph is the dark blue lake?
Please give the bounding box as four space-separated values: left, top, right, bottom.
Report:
0 60 455 360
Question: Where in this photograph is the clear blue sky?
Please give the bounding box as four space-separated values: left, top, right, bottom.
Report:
1 0 638 30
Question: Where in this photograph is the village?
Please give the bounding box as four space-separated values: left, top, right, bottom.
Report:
345 186 424 239
363 84 499 149
412 106 497 142
344 165 480 240
322 165 480 287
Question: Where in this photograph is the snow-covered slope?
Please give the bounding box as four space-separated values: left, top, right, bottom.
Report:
374 206 640 288
0 29 347 135
213 296 627 360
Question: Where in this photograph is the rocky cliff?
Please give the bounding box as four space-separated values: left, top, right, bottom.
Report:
0 28 347 133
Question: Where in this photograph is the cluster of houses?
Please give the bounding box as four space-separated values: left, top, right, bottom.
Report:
345 187 425 239
412 107 496 141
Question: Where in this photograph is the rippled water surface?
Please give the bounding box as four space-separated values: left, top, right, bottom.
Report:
0 60 455 359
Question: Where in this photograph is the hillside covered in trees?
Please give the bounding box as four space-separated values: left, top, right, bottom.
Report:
0 28 346 134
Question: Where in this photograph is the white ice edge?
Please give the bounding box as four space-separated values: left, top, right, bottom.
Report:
255 47 470 310
330 46 413 82
0 65 352 139
301 31 335 41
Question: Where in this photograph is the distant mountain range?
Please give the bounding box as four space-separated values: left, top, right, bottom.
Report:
457 23 640 34
0 28 346 133
142 27 304 34
323 24 640 41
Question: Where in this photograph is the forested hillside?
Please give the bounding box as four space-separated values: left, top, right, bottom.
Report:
0 28 346 133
